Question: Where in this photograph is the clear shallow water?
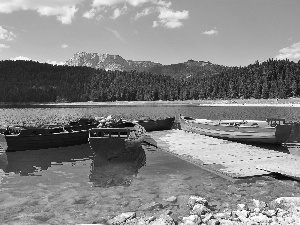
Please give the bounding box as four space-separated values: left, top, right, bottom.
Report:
1 105 300 224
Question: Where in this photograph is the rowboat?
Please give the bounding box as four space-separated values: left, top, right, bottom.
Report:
89 118 146 160
283 123 300 155
135 117 175 131
0 118 99 152
180 115 293 144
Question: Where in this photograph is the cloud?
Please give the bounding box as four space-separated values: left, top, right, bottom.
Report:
0 26 16 41
10 56 32 61
154 7 189 29
46 60 65 65
83 8 97 19
89 0 188 28
92 0 149 7
106 28 126 43
0 0 83 24
203 29 218 36
37 5 78 24
9 56 64 64
111 5 128 19
0 43 10 50
61 44 68 48
275 42 300 61
134 7 152 20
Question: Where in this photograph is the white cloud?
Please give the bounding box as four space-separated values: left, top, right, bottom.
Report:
37 5 78 24
275 42 300 61
0 43 9 49
0 26 16 41
106 28 126 43
0 0 83 24
89 0 188 28
83 8 97 19
9 56 64 64
61 44 68 48
10 56 32 61
111 5 127 19
152 21 158 27
46 60 65 65
203 29 218 36
134 7 152 20
154 7 189 29
155 0 171 7
92 0 148 7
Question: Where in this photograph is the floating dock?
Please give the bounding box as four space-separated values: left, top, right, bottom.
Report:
147 130 300 181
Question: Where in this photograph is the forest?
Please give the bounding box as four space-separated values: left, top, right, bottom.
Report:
0 59 300 103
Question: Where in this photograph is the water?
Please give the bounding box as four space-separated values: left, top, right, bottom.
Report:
1 105 300 224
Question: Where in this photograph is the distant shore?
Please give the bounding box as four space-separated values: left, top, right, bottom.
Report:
1 98 300 107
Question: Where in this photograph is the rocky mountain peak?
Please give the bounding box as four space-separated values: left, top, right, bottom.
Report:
65 52 225 78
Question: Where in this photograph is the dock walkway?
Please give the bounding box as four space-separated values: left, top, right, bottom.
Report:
147 130 300 180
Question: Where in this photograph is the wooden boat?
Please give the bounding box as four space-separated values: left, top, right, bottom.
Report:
0 118 99 152
135 117 175 131
89 119 146 160
180 115 293 144
283 123 300 155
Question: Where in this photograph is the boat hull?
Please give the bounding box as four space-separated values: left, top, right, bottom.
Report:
1 131 89 152
284 123 300 153
137 117 175 131
89 136 144 160
180 116 292 144
89 127 145 160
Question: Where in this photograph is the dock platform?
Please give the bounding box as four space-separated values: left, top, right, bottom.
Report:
147 130 300 181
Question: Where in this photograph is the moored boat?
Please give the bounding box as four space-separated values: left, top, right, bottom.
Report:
0 118 99 152
180 115 293 144
135 117 175 131
283 123 300 155
89 118 146 160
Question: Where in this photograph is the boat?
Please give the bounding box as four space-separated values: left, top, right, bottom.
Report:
89 117 146 160
135 117 175 131
180 115 293 144
283 123 300 155
0 118 99 152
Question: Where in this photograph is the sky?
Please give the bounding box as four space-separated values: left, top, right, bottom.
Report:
0 0 300 67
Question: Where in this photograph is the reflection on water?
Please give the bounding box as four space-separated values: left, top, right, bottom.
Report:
0 144 146 188
90 146 146 187
0 145 94 176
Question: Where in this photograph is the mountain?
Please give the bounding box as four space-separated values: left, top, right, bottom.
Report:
65 52 226 78
65 52 162 72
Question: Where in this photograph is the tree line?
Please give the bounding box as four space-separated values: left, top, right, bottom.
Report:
0 59 299 103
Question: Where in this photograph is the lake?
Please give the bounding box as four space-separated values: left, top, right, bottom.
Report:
1 105 300 224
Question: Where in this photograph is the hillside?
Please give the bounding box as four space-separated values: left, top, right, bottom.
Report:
65 52 225 78
0 58 299 103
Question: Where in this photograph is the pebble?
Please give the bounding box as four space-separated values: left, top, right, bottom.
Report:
162 196 177 203
139 202 163 211
190 203 210 216
108 212 136 224
187 196 208 209
97 195 300 225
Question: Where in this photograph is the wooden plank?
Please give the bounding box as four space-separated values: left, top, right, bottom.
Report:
148 130 300 179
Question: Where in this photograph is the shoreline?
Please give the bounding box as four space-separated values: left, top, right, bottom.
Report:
1 98 300 107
